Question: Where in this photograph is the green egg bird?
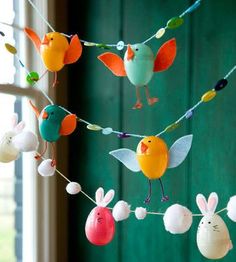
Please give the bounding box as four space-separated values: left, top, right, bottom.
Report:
29 101 77 165
98 39 177 109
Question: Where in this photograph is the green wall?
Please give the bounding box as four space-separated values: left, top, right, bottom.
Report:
68 1 236 261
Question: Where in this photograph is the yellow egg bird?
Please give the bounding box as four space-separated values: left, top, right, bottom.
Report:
110 135 193 203
24 27 82 86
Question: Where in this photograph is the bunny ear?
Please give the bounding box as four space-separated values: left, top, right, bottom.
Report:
102 189 115 207
207 192 218 213
12 113 18 128
14 121 25 133
196 194 208 215
95 187 104 206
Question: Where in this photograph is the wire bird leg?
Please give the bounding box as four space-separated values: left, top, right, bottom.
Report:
159 179 169 202
35 141 48 160
144 179 152 204
145 85 158 106
133 86 143 109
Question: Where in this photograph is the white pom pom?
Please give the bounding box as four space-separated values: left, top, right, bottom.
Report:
227 196 236 222
163 204 192 234
135 207 147 220
66 182 81 195
112 200 131 221
38 159 56 177
12 131 38 152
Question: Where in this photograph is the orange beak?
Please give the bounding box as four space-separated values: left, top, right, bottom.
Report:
141 142 148 154
127 45 135 61
42 111 48 119
42 35 49 45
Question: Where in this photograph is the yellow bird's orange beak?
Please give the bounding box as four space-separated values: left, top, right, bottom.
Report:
42 35 49 45
141 142 148 154
127 45 135 61
42 111 48 119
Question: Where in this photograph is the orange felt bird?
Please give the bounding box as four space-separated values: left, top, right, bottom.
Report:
98 39 177 109
24 27 82 87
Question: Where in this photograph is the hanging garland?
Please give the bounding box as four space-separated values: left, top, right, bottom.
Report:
0 0 236 260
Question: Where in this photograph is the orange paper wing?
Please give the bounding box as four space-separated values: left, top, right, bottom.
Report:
24 27 41 52
153 38 177 72
59 114 77 136
64 35 82 64
98 53 127 77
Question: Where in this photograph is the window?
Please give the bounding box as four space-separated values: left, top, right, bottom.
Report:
0 1 57 261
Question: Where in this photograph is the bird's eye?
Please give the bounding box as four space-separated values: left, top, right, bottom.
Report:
135 48 139 51
148 140 151 143
51 38 53 40
51 112 54 115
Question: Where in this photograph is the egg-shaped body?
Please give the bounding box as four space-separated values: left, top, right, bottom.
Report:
85 206 115 246
40 32 69 72
39 105 67 142
124 44 154 87
197 214 232 259
136 136 169 179
0 131 19 163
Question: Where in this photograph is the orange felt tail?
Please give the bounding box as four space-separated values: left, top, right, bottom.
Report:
59 114 77 136
64 35 82 64
24 27 41 52
98 53 127 77
153 38 177 72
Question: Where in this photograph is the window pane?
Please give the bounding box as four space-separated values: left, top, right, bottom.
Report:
0 0 15 84
0 94 16 262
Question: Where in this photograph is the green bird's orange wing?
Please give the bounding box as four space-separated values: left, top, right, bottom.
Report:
153 38 177 72
24 27 41 52
98 52 127 77
59 114 77 136
64 35 82 64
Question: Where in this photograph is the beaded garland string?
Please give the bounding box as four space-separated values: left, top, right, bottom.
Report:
5 43 235 140
3 37 236 218
26 0 202 50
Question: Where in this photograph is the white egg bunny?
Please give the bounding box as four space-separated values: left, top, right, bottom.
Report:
196 192 233 260
0 113 38 163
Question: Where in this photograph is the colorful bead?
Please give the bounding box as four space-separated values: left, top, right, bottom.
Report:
214 79 228 91
167 17 184 29
96 43 111 49
116 41 125 50
165 122 180 132
185 110 193 119
117 133 131 138
86 124 102 131
201 90 216 102
102 127 113 135
84 42 96 46
26 71 39 85
155 28 166 39
5 43 17 54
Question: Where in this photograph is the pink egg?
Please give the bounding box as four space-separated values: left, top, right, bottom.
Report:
85 206 115 246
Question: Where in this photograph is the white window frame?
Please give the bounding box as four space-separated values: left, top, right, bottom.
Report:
0 1 57 261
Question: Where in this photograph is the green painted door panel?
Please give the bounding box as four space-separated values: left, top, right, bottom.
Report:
68 1 236 261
